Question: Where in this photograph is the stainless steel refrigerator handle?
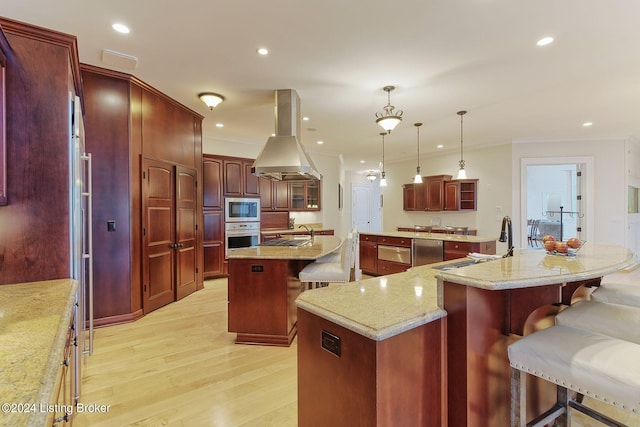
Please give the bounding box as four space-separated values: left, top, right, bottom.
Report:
81 152 94 355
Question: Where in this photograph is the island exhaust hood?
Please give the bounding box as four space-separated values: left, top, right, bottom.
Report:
251 89 322 181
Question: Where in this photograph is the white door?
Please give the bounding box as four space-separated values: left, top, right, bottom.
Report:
352 184 371 232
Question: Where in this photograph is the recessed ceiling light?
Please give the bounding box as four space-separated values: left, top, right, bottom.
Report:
303 117 310 121
215 123 224 128
112 23 130 34
316 140 324 145
583 122 593 127
437 144 444 149
536 36 554 46
257 47 269 56
360 160 365 164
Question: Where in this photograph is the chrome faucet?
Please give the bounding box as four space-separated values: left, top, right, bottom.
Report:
499 216 514 257
298 224 314 238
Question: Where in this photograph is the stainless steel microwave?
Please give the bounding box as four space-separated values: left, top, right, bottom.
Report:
225 197 260 222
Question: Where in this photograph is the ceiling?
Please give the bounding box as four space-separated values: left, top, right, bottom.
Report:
3 0 640 173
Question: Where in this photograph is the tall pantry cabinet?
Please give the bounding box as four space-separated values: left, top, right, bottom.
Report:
81 65 204 326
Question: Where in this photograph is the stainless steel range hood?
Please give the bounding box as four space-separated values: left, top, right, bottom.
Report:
251 90 322 181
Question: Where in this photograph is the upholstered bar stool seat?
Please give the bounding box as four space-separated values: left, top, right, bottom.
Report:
509 300 640 426
591 268 640 308
299 233 354 289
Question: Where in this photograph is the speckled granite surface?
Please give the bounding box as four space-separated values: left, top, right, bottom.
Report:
0 279 77 427
436 243 636 289
227 235 342 259
297 242 636 341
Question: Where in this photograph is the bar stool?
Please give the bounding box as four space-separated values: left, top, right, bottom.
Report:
591 267 640 308
509 300 640 426
299 233 354 289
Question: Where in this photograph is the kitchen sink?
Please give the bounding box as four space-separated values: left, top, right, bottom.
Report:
431 259 480 271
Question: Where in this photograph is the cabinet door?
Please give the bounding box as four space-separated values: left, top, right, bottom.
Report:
203 210 224 277
290 182 306 210
175 166 198 300
403 184 416 211
444 181 459 211
426 178 445 211
203 157 223 209
243 160 260 196
223 159 243 196
306 180 321 210
359 235 378 274
142 159 176 313
273 181 290 210
259 177 274 210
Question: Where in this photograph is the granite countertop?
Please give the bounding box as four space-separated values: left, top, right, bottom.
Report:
296 263 447 341
363 230 496 243
0 278 77 427
436 242 637 290
296 242 636 341
227 235 342 260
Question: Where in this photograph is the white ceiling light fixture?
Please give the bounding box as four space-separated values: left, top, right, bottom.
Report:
257 47 269 55
379 132 388 187
413 123 423 184
375 86 403 133
583 122 593 127
456 110 468 180
215 123 224 128
199 92 225 110
366 171 377 182
536 36 554 46
112 23 130 34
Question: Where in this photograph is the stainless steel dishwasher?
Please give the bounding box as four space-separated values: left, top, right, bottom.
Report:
412 239 443 266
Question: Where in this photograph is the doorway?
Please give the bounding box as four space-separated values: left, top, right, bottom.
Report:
520 157 594 247
351 183 381 233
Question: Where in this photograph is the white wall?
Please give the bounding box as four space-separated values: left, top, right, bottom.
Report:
203 136 344 235
379 143 513 253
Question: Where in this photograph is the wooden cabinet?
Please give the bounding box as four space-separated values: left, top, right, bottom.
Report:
223 158 260 197
444 179 478 211
260 178 290 211
425 174 451 211
290 180 321 211
47 311 76 426
359 234 378 275
298 309 445 426
402 183 425 211
443 240 496 260
81 65 204 324
203 156 225 278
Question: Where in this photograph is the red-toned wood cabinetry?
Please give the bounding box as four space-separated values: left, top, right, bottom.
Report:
203 155 225 278
81 64 204 324
444 179 478 211
260 178 290 211
223 158 260 197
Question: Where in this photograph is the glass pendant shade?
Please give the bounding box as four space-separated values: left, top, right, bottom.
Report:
456 110 468 178
375 86 403 133
414 172 423 184
380 176 388 187
413 123 423 184
457 166 467 180
199 92 225 109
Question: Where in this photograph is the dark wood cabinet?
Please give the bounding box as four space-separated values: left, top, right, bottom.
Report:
402 182 425 211
0 19 84 284
290 180 321 211
203 155 225 277
298 309 445 426
260 178 290 211
359 234 378 275
426 174 451 211
81 64 204 325
223 158 260 197
444 179 478 211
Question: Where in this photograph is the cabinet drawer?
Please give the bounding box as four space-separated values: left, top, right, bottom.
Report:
378 236 411 247
377 259 411 275
444 241 475 260
378 245 411 264
360 234 378 243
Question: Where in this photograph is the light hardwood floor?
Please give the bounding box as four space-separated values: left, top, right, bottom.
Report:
75 278 639 427
74 278 297 427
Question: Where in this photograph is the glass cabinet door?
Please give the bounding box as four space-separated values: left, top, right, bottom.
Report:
306 181 320 210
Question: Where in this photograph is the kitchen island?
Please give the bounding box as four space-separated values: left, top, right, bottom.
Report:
226 235 341 346
296 242 636 426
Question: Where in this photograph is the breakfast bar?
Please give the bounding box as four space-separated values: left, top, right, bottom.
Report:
295 242 636 426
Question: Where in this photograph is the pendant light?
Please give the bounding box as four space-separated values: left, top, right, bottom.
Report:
456 110 468 179
379 132 388 187
366 171 377 182
413 123 423 184
375 86 403 133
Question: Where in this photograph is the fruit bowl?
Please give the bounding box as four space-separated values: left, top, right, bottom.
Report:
545 240 585 257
